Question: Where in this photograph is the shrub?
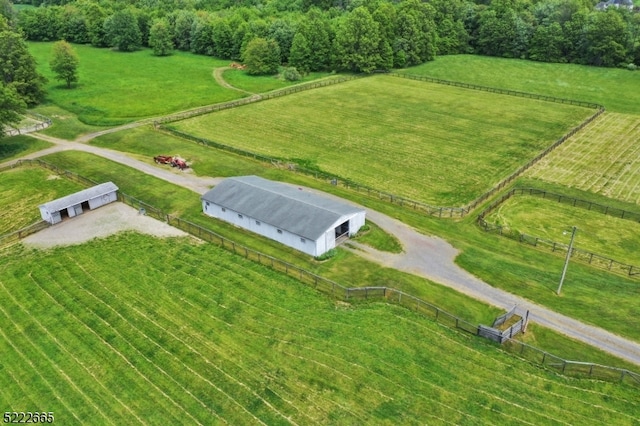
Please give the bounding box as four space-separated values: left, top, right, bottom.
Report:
283 67 301 81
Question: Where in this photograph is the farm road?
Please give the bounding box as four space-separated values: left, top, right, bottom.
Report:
9 130 640 367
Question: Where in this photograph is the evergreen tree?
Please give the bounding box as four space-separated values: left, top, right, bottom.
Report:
50 40 79 88
289 32 312 73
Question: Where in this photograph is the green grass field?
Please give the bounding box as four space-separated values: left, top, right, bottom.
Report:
0 168 84 234
404 55 640 114
484 194 640 266
0 135 51 164
28 43 244 126
171 74 592 206
1 232 638 424
222 68 334 93
527 113 640 205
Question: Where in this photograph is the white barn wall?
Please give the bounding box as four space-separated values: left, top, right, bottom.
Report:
202 201 322 256
88 192 117 209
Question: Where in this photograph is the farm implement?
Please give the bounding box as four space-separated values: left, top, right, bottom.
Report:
154 155 189 170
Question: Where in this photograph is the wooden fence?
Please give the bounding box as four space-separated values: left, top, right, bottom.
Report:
4 113 52 136
158 72 604 219
477 188 640 278
0 221 50 248
3 159 638 387
154 75 362 125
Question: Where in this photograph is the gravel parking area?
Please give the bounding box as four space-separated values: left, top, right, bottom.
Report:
23 202 188 248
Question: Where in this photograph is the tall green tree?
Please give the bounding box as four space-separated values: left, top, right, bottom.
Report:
289 32 312 73
583 10 628 67
296 8 333 71
190 16 214 56
0 21 46 106
333 6 381 73
104 9 142 52
0 85 25 139
242 37 281 75
211 18 233 59
529 22 566 62
149 19 173 56
50 40 79 88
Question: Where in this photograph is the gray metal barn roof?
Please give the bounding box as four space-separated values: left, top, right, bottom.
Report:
40 182 119 212
201 176 365 240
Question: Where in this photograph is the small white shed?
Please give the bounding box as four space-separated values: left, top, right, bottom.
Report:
201 176 366 257
39 182 119 225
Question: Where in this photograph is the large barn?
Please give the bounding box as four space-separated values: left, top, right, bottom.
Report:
201 176 366 257
39 182 119 225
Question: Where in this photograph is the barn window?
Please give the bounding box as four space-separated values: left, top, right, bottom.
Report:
256 221 261 226
238 214 243 219
277 229 283 234
300 238 306 243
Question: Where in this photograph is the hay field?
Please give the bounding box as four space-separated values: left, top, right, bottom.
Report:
528 113 640 205
172 75 592 206
1 233 637 424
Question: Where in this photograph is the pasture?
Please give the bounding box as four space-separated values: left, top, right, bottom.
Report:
33 152 640 367
172 75 592 206
527 113 640 205
483 194 640 267
1 232 638 424
27 43 244 126
0 167 84 235
404 55 640 114
0 135 51 163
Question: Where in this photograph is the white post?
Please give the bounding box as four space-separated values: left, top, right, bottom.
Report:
557 226 577 295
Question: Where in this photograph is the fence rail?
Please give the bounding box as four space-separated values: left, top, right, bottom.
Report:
4 159 638 387
0 221 50 248
477 188 640 278
154 75 362 125
4 113 52 136
158 72 604 219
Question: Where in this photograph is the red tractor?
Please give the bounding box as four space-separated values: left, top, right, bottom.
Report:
171 157 188 170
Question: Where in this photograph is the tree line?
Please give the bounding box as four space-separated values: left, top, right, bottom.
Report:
10 0 640 74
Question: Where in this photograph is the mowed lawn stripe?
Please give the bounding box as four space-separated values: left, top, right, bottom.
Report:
0 279 146 423
173 75 592 205
3 234 638 424
25 268 201 425
528 113 640 205
60 253 287 425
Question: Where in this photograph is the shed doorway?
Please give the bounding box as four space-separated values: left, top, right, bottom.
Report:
335 220 349 244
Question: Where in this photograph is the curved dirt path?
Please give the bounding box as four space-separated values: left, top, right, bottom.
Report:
5 130 640 367
213 66 254 95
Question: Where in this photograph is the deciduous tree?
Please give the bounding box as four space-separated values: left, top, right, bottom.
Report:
0 20 46 105
333 6 381 73
0 85 25 139
242 37 281 75
104 9 142 52
50 40 79 88
149 18 173 56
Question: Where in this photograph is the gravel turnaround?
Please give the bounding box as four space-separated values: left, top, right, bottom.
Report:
8 126 640 367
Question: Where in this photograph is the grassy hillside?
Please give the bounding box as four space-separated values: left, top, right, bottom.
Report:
172 74 592 206
403 55 640 114
27 43 243 126
1 233 638 424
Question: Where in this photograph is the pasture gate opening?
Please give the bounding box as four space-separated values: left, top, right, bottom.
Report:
477 187 640 278
157 73 604 219
2 159 639 388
